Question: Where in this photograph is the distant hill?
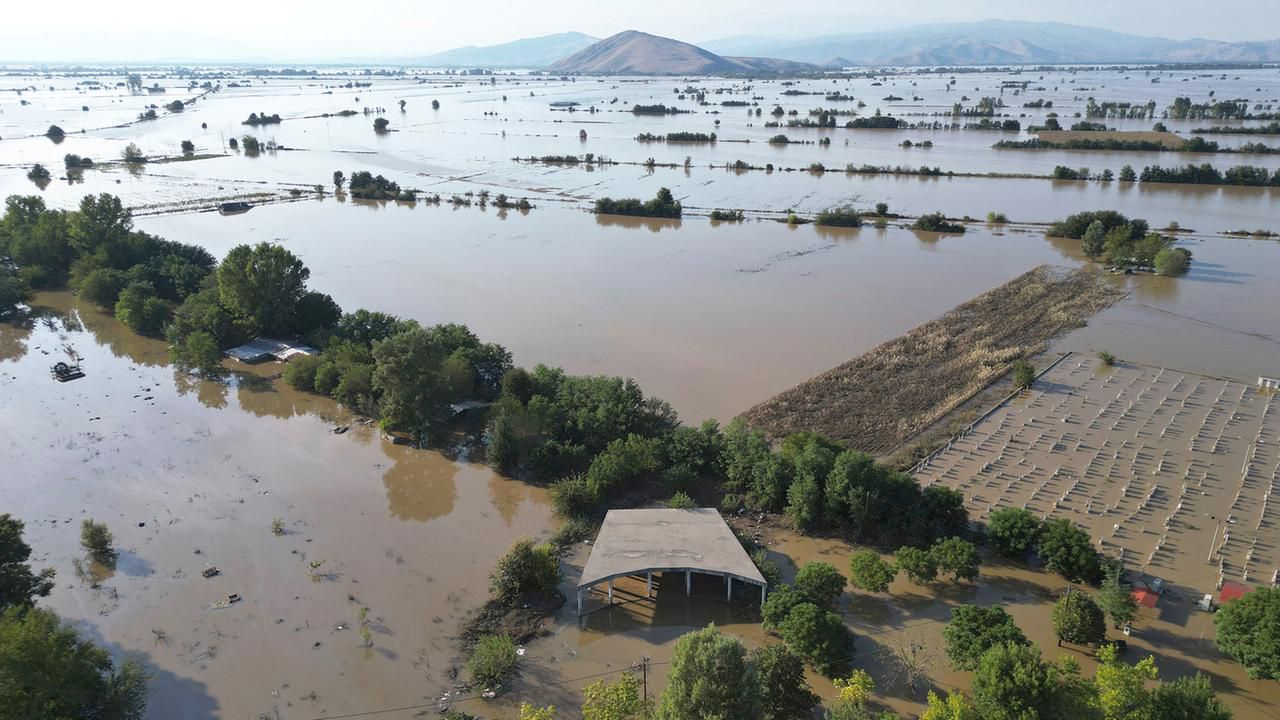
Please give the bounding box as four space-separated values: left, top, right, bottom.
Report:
548 30 815 75
411 32 598 68
702 21 1280 65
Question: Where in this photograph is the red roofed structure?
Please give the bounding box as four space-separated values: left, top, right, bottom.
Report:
1132 588 1159 609
1219 581 1252 604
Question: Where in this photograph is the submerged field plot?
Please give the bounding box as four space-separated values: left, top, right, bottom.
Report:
915 356 1280 592
741 265 1126 454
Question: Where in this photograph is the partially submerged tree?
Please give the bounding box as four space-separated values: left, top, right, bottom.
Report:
986 507 1041 557
0 607 150 717
1052 591 1107 647
655 624 758 720
848 550 896 593
79 519 116 565
943 605 1028 671
752 643 819 720
1215 586 1280 679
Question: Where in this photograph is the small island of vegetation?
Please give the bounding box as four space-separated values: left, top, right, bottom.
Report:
594 188 682 219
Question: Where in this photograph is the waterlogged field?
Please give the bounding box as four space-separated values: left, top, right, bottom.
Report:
2 64 1280 719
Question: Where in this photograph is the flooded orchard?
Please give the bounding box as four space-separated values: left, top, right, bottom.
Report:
3 61 1280 720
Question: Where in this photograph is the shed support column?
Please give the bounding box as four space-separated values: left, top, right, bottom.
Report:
761 584 767 605
577 589 582 616
726 576 732 602
646 572 652 598
686 570 691 596
608 579 614 605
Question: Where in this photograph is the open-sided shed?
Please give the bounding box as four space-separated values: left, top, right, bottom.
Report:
576 508 767 616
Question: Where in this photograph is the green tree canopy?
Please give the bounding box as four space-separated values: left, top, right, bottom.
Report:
1052 591 1107 647
1096 566 1138 629
987 507 1042 557
752 643 819 720
943 605 1028 671
930 537 981 581
0 607 149 719
1149 673 1233 720
895 546 938 584
655 624 758 720
793 562 846 609
1214 587 1280 679
778 602 851 677
582 672 649 720
216 242 310 337
0 515 55 610
1093 643 1156 720
489 539 559 603
848 550 896 593
971 642 1060 720
1038 519 1102 584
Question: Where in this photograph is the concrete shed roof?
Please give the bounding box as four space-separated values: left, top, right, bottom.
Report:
578 508 766 590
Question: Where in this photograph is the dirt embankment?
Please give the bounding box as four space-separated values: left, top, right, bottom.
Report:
1035 129 1186 149
740 265 1125 454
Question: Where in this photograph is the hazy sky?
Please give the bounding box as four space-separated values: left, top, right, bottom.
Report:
1 0 1275 61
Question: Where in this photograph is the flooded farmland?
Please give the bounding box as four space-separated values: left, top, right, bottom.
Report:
3 61 1280 720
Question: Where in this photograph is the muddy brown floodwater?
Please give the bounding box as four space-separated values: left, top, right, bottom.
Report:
4 65 1280 720
0 292 552 719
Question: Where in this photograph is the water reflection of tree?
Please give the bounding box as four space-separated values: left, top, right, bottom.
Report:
233 373 301 419
173 370 229 409
381 445 459 522
0 315 35 361
594 214 681 233
487 469 530 527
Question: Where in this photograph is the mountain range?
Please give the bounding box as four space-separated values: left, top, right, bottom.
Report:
700 21 1280 65
407 32 598 68
416 21 1280 70
547 31 814 75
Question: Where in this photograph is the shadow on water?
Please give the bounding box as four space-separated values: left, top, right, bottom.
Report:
114 550 156 578
71 619 220 720
1186 260 1249 285
579 572 761 644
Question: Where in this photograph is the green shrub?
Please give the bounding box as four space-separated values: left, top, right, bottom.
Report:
987 211 1009 224
467 634 517 688
489 539 560 602
666 491 696 509
1097 350 1117 366
913 212 966 234
1154 247 1191 276
1011 361 1036 390
814 204 863 228
750 549 781 588
80 519 115 563
283 355 323 391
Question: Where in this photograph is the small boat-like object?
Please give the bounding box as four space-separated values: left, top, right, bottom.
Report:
218 201 253 215
51 360 85 382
